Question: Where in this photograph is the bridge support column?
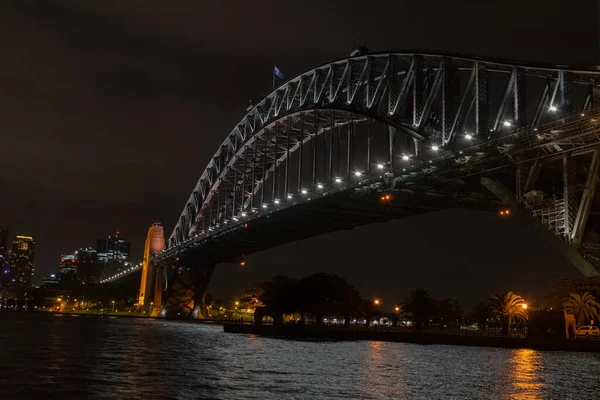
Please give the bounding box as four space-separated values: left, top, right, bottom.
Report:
481 177 598 277
571 146 600 246
192 263 216 319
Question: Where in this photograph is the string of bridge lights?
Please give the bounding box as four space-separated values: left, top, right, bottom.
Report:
99 262 143 284
154 103 578 258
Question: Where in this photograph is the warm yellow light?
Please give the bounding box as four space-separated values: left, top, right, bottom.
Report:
374 299 380 305
235 301 239 306
522 303 528 309
240 261 246 266
111 300 115 304
394 306 400 312
505 209 511 215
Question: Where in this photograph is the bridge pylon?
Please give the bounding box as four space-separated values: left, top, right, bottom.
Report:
136 222 165 316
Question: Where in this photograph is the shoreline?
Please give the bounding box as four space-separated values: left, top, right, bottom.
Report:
0 310 227 324
223 323 600 352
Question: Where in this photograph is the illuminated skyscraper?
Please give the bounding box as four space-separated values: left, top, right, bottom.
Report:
76 247 100 284
58 253 78 283
0 227 8 256
97 231 131 278
10 236 35 286
0 227 9 285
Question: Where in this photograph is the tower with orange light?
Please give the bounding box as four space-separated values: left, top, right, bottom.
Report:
137 223 165 314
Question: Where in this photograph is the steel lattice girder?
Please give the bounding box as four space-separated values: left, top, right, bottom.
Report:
167 52 600 249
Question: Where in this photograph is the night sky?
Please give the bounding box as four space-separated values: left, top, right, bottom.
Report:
1 0 597 307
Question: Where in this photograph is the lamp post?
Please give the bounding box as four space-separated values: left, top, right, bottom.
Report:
111 300 115 313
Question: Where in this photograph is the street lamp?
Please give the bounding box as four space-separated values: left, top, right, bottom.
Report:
373 299 380 306
111 300 115 313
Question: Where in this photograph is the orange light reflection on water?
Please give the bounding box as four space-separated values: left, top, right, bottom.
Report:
509 348 544 400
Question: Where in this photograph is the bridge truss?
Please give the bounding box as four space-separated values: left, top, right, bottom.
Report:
153 52 600 316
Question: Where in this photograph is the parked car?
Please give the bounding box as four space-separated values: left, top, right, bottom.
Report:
575 326 600 337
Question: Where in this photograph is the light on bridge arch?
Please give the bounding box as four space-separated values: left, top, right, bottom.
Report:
335 177 342 183
401 155 409 161
503 120 512 127
354 171 362 177
301 189 308 194
377 163 385 169
431 145 439 151
548 105 557 112
317 184 324 189
464 134 473 140
287 194 293 199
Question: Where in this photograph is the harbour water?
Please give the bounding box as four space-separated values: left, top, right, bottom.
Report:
1 313 599 399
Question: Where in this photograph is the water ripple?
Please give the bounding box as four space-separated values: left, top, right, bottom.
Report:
1 313 599 399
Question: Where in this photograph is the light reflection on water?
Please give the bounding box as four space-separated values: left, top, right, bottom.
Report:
0 313 599 399
509 349 543 400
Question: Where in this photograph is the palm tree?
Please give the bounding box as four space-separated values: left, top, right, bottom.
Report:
563 292 600 327
471 300 493 332
490 292 528 335
401 288 436 332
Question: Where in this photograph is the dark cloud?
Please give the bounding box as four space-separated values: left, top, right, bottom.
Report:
0 0 596 304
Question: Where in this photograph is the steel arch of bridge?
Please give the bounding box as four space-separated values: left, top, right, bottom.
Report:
166 52 600 251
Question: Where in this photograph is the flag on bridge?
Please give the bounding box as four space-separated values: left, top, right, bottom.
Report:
274 65 284 79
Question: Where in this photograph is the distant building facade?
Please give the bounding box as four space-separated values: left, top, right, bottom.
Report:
0 227 9 286
97 231 131 278
43 272 59 285
58 253 78 283
10 236 35 286
75 247 100 284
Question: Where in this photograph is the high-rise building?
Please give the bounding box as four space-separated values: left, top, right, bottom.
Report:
58 253 78 283
75 247 100 284
10 236 35 286
43 272 59 285
0 227 8 256
0 227 9 285
97 231 131 278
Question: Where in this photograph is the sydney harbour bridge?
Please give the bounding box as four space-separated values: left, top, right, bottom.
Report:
104 51 600 317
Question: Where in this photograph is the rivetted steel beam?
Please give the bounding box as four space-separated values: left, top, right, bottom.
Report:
298 114 304 191
328 111 334 183
524 157 542 193
571 145 600 246
514 68 527 128
388 126 395 171
272 123 278 201
312 111 318 188
441 57 454 145
367 119 372 173
284 118 291 197
475 61 489 137
413 55 423 127
563 154 577 239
